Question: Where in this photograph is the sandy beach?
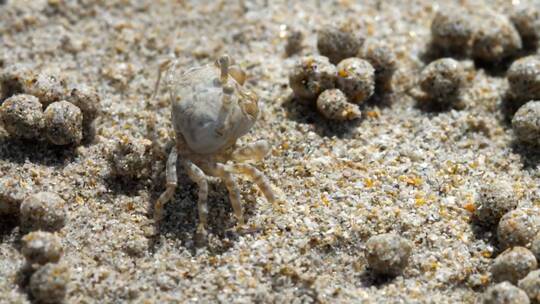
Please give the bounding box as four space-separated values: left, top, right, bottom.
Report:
1 0 540 303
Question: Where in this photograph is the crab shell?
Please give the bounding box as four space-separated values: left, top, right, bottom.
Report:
169 63 259 155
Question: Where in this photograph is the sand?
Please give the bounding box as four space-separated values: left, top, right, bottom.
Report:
0 0 539 303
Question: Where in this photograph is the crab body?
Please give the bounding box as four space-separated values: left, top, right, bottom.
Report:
170 65 256 154
153 55 276 238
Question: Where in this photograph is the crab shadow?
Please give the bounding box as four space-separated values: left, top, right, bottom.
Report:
147 171 259 255
0 137 76 167
281 93 364 138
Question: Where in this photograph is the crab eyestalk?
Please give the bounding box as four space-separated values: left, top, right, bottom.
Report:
217 55 231 84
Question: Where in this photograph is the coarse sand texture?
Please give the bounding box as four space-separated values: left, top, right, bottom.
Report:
1 1 540 303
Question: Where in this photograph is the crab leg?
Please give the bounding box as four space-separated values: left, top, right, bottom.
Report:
182 159 209 235
148 57 178 158
230 163 276 204
155 147 178 224
152 57 176 101
214 164 244 227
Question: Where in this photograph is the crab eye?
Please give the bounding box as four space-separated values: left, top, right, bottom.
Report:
217 55 231 68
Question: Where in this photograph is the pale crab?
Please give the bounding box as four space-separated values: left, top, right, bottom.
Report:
152 55 277 237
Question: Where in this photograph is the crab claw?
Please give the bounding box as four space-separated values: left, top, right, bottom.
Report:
228 65 246 85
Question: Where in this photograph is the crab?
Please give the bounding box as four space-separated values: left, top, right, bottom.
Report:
152 55 277 237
